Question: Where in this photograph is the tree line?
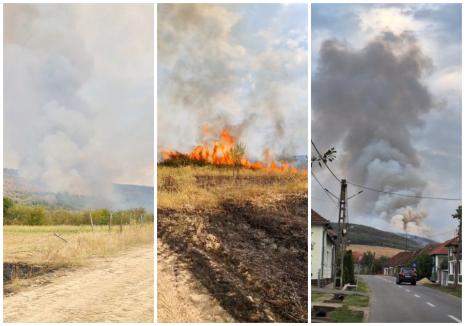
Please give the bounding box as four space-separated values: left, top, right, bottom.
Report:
3 196 152 225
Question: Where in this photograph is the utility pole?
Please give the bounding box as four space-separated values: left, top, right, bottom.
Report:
405 232 408 251
335 179 348 288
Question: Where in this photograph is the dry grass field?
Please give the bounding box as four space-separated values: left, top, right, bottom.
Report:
348 244 403 258
158 165 308 322
4 223 154 293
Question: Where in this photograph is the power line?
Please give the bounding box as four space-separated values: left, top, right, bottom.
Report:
346 181 461 201
311 170 339 207
311 139 461 202
311 140 340 182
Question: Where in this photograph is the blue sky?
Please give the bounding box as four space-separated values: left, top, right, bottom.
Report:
312 4 461 241
158 4 307 161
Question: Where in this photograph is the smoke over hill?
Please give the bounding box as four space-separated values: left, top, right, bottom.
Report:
313 31 436 234
4 4 154 207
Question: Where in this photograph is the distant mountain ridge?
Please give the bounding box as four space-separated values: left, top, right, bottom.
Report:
330 222 436 250
4 168 154 212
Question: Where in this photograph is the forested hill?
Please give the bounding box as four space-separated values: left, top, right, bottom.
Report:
330 223 436 250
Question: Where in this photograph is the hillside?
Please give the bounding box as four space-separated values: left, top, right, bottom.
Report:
4 168 153 212
330 223 436 250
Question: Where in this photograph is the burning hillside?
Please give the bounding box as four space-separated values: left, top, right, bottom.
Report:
160 127 302 174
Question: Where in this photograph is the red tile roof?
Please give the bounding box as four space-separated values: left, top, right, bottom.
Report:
386 251 416 267
444 236 460 248
429 241 449 256
311 209 330 226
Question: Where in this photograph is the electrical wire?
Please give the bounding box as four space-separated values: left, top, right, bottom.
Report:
311 170 339 207
311 139 461 202
311 140 340 182
346 181 461 201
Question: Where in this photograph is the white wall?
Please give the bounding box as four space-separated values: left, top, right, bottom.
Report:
311 225 334 281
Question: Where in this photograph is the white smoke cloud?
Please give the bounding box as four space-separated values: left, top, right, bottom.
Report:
4 4 154 206
391 207 431 236
157 4 307 161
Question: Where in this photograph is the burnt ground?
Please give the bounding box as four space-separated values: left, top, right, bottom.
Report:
158 192 308 322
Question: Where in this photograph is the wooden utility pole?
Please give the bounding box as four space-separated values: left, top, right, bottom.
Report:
335 179 348 288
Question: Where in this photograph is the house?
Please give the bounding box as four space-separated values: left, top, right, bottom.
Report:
384 251 417 276
429 241 448 284
445 236 461 286
311 210 337 287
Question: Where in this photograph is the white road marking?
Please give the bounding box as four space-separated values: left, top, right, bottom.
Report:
448 315 461 323
414 294 420 298
426 302 435 307
405 289 410 293
398 285 402 288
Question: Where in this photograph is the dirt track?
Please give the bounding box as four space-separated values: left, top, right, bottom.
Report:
157 240 234 322
3 245 154 323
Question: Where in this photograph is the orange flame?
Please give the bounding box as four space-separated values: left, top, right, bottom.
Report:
161 127 302 174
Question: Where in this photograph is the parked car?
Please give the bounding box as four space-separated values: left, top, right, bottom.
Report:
396 267 417 285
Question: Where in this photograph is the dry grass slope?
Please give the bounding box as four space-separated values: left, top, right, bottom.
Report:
158 165 308 322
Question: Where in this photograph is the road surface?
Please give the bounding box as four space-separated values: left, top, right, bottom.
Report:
360 275 462 323
4 245 154 323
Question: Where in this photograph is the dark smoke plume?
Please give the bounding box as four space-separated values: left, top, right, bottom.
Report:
312 31 435 233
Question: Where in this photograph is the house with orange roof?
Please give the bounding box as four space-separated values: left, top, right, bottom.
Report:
444 236 461 286
429 241 449 284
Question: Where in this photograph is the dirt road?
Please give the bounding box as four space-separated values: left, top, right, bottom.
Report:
4 245 154 323
157 240 234 322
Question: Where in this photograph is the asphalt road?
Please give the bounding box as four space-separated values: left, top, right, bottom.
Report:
360 275 462 323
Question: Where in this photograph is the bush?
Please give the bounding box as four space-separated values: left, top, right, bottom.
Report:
3 202 152 226
343 250 355 285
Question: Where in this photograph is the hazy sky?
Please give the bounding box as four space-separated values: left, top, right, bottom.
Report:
158 4 307 161
4 4 154 194
312 4 461 242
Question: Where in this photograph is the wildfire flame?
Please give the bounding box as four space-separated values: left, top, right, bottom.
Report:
161 127 302 174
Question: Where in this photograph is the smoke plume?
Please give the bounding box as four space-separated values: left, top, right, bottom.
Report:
157 4 307 161
312 31 435 234
4 4 154 209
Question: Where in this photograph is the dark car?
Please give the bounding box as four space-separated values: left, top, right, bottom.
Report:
396 267 417 285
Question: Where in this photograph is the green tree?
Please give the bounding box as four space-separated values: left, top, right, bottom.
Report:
413 252 432 280
25 206 45 225
3 197 14 224
373 255 389 274
311 146 336 168
343 250 355 285
361 251 376 274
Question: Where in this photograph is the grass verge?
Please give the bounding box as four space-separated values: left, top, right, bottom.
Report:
357 277 369 293
422 283 462 298
344 294 369 307
311 291 328 302
329 305 364 323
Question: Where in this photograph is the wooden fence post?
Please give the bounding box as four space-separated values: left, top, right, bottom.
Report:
89 211 94 232
108 212 112 232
